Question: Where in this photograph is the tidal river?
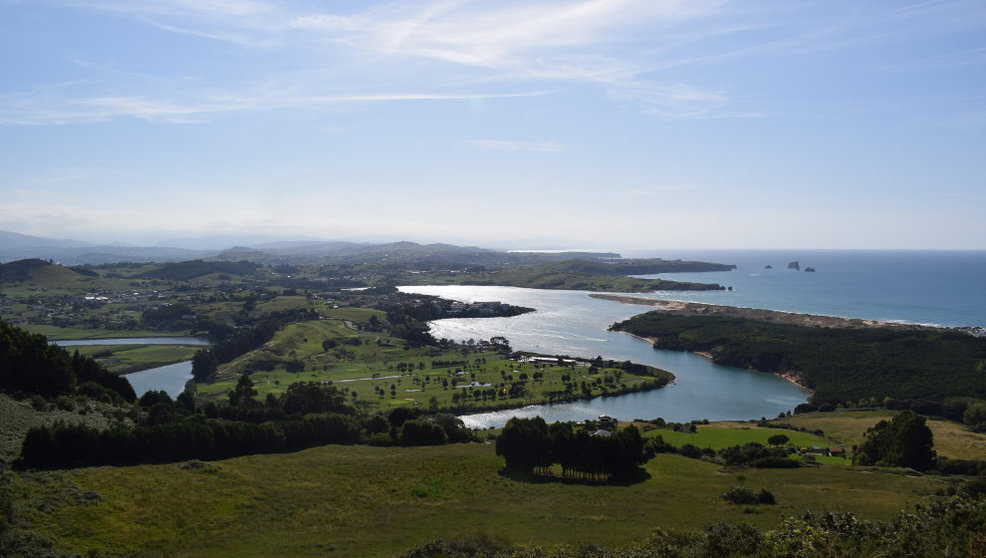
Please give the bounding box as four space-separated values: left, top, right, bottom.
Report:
398 285 808 429
52 337 208 398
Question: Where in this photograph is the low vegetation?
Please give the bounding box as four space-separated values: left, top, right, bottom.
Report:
1 443 957 557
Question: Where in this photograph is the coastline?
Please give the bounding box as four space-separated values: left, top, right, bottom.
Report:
589 294 939 331
616 327 813 393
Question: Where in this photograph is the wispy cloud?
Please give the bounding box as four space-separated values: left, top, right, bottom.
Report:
467 140 566 153
0 88 551 126
11 0 737 124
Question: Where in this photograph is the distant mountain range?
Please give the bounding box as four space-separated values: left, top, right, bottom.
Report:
0 229 621 266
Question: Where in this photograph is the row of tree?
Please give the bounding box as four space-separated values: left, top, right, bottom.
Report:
18 378 476 469
495 417 644 481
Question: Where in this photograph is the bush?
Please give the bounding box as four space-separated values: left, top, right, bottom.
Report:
722 485 757 505
722 485 776 505
752 457 800 469
678 444 703 459
400 419 448 446
756 488 776 504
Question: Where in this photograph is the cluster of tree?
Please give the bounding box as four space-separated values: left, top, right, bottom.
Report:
395 493 986 558
384 307 437 348
19 412 362 468
495 417 644 481
855 410 936 470
0 320 135 402
611 312 986 405
191 307 319 381
645 436 799 469
141 303 194 330
384 407 473 446
17 374 476 469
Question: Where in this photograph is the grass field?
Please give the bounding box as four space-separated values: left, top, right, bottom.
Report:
771 410 986 460
13 442 947 558
197 317 669 414
641 421 831 451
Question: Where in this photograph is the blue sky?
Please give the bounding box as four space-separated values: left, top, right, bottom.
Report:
1 0 984 250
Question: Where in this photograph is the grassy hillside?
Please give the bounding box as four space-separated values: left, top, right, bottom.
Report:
402 265 727 292
772 410 986 461
10 443 946 558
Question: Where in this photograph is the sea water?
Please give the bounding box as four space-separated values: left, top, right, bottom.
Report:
400 250 985 426
628 249 986 328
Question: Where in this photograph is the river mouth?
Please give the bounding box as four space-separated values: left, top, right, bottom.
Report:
79 289 809 423
399 285 808 428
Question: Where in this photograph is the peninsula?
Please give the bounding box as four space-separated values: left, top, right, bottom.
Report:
589 294 936 331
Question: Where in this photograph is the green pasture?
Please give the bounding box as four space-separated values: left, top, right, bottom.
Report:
196 319 667 413
641 421 832 451
774 410 986 461
15 443 946 558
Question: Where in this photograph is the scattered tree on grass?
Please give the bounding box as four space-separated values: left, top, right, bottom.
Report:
856 410 935 470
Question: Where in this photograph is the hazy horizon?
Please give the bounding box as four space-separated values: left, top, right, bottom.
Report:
2 1 984 251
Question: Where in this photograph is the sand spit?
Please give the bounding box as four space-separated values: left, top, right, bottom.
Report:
589 294 939 331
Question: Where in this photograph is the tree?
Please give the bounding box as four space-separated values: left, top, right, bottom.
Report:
228 373 258 407
400 419 448 446
191 349 219 382
857 410 935 470
496 417 551 474
767 434 790 447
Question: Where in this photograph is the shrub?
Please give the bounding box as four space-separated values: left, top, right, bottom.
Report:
678 444 703 459
722 485 758 505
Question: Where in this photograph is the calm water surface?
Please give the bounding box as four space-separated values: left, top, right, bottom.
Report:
399 285 808 428
51 337 207 398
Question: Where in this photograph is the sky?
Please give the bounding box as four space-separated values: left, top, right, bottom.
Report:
1 0 984 251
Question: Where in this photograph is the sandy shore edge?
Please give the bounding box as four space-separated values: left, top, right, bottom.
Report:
618 329 812 392
589 293 938 331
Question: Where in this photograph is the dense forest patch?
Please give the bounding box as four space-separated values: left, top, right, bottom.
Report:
611 312 986 405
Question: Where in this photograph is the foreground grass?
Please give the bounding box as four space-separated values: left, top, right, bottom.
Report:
12 443 946 558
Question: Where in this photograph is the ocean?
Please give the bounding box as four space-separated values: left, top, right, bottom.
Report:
627 249 986 328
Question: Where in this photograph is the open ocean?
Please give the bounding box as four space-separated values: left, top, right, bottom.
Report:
627 250 986 328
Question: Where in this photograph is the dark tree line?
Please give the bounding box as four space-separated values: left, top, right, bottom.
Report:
18 377 475 469
19 412 362 468
495 417 644 481
0 320 135 402
612 312 986 405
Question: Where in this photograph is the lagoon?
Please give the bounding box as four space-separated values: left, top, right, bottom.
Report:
399 285 809 428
